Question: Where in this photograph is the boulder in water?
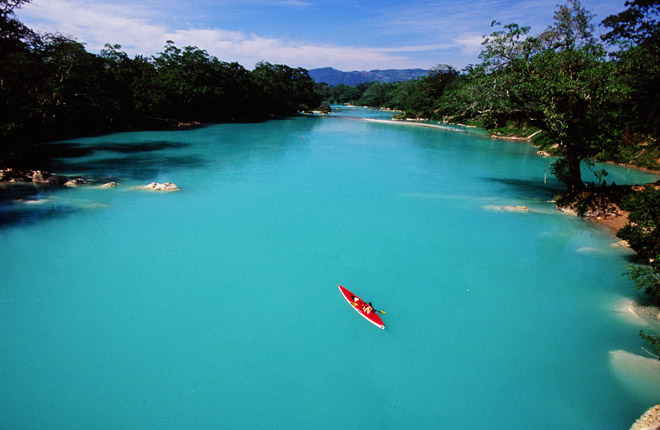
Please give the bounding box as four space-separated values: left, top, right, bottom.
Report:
141 182 179 191
630 404 660 430
31 170 49 184
65 178 86 187
45 175 70 185
99 182 119 188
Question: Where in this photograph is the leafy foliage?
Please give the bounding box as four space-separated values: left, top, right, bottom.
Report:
618 186 660 262
627 264 660 305
602 0 660 137
322 66 458 120
619 185 660 355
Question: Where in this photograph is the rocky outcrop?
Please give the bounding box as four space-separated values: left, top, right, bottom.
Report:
64 178 87 187
98 182 119 188
0 168 33 182
30 170 85 186
1 169 90 186
556 190 624 217
140 182 179 191
30 170 49 184
46 175 70 185
630 404 660 430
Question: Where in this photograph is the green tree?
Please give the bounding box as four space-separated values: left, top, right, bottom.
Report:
356 82 395 107
99 44 140 117
602 0 660 137
1 0 39 165
387 66 458 118
446 1 628 192
618 185 660 262
151 42 224 121
252 62 322 116
30 34 116 137
326 83 363 104
439 23 542 128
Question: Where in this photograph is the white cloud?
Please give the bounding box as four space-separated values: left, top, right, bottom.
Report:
166 27 428 70
17 0 436 70
19 0 168 54
453 34 486 57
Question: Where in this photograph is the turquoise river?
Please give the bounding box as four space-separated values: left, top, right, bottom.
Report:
1 107 660 429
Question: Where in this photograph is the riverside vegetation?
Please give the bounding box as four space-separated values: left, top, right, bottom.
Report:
0 0 324 170
322 0 660 359
1 0 660 357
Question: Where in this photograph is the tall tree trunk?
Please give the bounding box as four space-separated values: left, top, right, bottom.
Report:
566 144 584 193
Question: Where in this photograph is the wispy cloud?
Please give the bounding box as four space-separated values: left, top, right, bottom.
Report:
19 0 169 54
453 34 486 57
17 0 432 69
165 27 428 70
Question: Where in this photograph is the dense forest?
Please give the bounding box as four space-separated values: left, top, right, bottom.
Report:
0 0 324 169
323 0 660 356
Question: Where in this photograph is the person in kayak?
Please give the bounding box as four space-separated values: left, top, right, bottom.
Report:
363 302 374 314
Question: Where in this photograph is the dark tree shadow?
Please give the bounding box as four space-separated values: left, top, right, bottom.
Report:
482 177 564 201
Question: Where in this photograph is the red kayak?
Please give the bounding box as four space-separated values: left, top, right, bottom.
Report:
338 284 385 329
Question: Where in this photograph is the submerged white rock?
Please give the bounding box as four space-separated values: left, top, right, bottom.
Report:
613 298 660 327
64 178 86 187
609 350 660 402
140 182 179 191
576 246 605 254
98 182 119 188
482 204 531 212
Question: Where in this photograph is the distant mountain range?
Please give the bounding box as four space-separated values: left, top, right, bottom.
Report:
308 67 428 86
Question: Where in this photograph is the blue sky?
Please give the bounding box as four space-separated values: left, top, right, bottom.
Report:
16 0 626 71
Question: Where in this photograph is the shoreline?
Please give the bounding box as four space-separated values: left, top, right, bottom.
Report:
364 116 660 172
364 118 471 133
363 116 660 241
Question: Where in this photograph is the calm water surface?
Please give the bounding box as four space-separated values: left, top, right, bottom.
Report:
1 107 659 428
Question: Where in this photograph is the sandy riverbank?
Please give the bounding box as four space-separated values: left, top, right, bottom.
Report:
590 212 630 235
364 118 470 133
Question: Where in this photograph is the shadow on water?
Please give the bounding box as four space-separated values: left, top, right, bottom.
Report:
482 177 565 201
0 184 82 228
40 140 196 177
31 140 190 168
42 139 190 156
54 153 207 182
